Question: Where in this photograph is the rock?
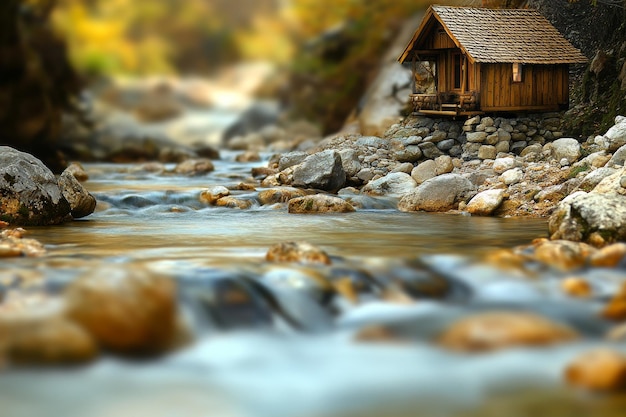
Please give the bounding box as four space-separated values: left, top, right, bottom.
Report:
222 100 280 142
362 172 417 197
235 151 261 162
199 186 230 205
65 162 89 182
391 162 414 174
0 297 98 365
434 155 454 175
500 168 524 186
398 174 475 212
579 167 618 192
0 228 46 257
466 189 506 216
411 160 437 184
437 311 578 352
478 145 497 160
598 116 626 152
265 241 331 265
531 239 596 270
608 144 626 166
466 132 487 143
0 146 71 225
418 142 443 159
560 277 592 298
592 166 626 194
492 157 516 176
258 188 308 205
338 149 362 177
57 170 97 219
546 138 581 164
589 243 626 267
288 195 355 214
292 150 346 192
215 197 253 209
278 151 309 171
65 267 179 354
548 192 626 246
394 145 423 163
565 349 626 392
173 159 215 175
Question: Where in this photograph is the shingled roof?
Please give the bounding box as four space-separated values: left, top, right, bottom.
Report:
399 6 588 65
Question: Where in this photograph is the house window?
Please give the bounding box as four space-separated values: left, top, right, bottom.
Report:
512 63 522 82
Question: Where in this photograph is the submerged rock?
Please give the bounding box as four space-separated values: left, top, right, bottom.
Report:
0 146 71 225
65 267 180 354
0 228 46 257
437 311 578 352
266 241 331 265
565 349 626 392
257 188 307 205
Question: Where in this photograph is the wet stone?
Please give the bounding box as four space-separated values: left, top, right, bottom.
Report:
266 241 331 265
565 349 626 392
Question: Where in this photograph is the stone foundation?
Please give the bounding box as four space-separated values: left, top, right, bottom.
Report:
384 112 566 161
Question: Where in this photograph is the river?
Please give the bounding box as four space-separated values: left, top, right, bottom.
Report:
2 152 625 417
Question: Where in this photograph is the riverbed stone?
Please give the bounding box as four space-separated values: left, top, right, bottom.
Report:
173 158 215 175
398 174 475 212
199 186 230 205
478 145 497 160
0 146 71 225
531 239 597 270
466 189 506 216
466 131 487 143
215 196 253 209
65 267 179 354
492 157 516 174
278 151 309 171
565 349 626 392
258 188 308 205
394 145 423 163
434 155 454 175
266 241 331 265
65 162 89 182
546 138 581 164
500 168 523 185
549 192 626 246
608 145 626 167
0 228 46 257
418 142 443 159
411 160 437 185
338 149 362 178
362 172 417 197
437 311 578 352
292 150 346 192
596 117 626 152
57 170 97 219
288 195 355 214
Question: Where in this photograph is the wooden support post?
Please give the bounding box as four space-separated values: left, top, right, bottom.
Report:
411 55 416 94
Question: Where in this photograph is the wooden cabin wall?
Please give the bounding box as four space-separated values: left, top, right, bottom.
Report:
427 23 456 49
480 64 569 111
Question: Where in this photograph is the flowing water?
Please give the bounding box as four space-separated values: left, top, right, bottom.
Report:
2 152 626 417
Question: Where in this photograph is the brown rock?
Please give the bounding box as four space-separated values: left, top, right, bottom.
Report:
565 349 626 392
589 243 626 268
199 186 230 205
258 188 307 205
65 267 178 354
235 151 261 162
561 277 592 298
173 159 214 175
215 197 253 209
437 311 578 352
532 239 597 271
65 162 89 182
288 195 355 214
354 325 406 344
266 241 331 265
0 228 45 257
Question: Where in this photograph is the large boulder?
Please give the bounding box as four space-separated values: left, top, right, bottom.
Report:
546 138 581 164
466 189 506 216
0 146 71 225
292 150 346 192
398 174 475 212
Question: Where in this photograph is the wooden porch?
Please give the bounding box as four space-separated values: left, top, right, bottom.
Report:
410 91 482 116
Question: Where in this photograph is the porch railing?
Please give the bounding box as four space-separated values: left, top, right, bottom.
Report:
410 91 479 113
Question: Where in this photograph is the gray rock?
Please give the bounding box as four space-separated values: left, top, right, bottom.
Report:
292 150 346 192
362 172 417 197
279 151 309 171
426 130 448 143
434 155 454 175
608 144 626 166
596 117 626 152
58 170 97 219
466 189 506 216
391 162 414 174
549 192 626 245
338 149 361 177
411 160 437 184
500 168 524 185
0 146 71 225
546 138 581 164
394 145 423 163
398 174 475 212
436 139 456 151
418 142 443 159
520 143 543 158
466 132 488 143
355 136 388 149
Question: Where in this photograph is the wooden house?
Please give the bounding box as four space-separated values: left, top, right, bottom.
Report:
398 6 587 116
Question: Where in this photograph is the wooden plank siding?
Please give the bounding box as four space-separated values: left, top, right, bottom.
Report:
480 63 569 111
